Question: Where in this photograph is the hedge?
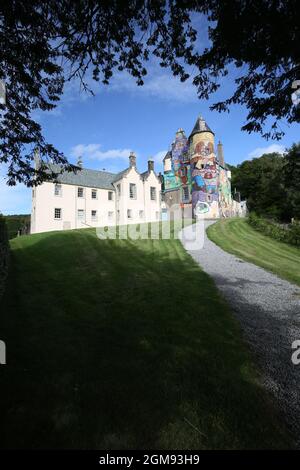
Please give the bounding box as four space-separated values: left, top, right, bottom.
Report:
248 212 300 247
5 214 30 239
0 215 9 300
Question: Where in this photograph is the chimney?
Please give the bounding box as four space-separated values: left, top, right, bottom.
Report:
217 141 224 167
77 156 83 168
129 151 136 168
148 159 154 172
34 147 41 170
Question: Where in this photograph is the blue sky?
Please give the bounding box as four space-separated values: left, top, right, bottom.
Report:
1 59 299 214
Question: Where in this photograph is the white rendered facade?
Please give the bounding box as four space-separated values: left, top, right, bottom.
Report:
31 155 161 234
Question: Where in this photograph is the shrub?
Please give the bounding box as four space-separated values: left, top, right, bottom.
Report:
0 215 9 300
248 212 300 247
4 214 30 239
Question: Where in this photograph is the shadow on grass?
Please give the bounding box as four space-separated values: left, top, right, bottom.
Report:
0 228 292 449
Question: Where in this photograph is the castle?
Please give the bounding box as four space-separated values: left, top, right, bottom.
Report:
162 115 245 219
31 115 245 234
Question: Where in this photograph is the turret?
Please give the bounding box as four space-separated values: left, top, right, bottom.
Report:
189 115 214 139
189 115 219 218
189 115 215 155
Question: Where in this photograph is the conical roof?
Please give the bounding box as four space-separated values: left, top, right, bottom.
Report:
189 115 214 138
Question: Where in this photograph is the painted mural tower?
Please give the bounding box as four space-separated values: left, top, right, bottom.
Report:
189 116 219 218
163 115 235 219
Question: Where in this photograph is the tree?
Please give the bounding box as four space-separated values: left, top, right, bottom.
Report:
282 143 300 220
231 153 285 218
230 144 300 221
0 0 299 186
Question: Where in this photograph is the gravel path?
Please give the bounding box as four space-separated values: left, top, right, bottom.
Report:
179 220 300 443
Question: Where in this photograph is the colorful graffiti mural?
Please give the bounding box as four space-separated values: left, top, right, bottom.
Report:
163 129 191 196
163 117 233 218
190 137 219 217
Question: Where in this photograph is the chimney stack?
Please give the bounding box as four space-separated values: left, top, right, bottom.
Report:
129 151 136 168
34 147 41 170
148 159 154 172
217 141 224 167
77 156 83 168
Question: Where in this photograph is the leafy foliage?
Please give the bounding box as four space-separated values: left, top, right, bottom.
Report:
4 214 30 239
0 1 299 186
0 215 9 299
230 143 300 221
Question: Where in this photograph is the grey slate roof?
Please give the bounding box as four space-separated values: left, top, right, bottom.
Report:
140 171 148 179
48 164 117 190
189 115 214 138
112 168 130 182
47 162 159 188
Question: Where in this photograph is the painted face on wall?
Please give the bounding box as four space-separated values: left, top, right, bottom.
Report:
195 141 213 156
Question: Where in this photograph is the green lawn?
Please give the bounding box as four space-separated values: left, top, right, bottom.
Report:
207 218 300 286
0 222 291 449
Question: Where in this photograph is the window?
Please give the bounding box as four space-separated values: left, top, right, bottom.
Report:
91 210 97 221
182 186 189 202
77 209 85 220
129 183 136 199
77 187 84 198
127 209 132 219
139 210 144 219
117 210 120 220
108 191 113 201
108 211 114 220
54 208 61 220
54 183 62 196
117 184 121 197
91 189 97 199
150 186 156 201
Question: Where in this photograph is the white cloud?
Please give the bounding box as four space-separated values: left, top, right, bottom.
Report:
70 143 132 162
33 58 199 123
248 144 285 159
152 150 167 172
107 69 197 103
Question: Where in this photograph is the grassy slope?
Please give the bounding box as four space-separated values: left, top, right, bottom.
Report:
207 218 300 286
0 222 290 449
